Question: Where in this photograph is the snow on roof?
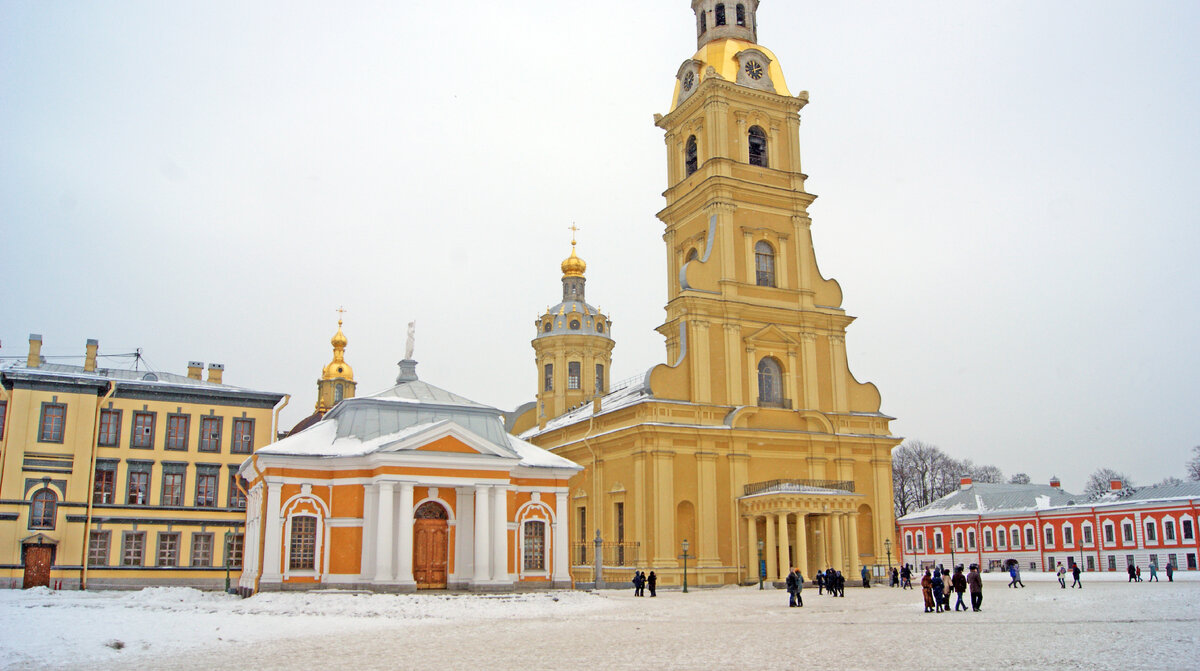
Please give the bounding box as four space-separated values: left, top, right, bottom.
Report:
521 374 652 439
900 483 1081 521
256 419 440 458
0 361 283 399
507 434 582 471
361 379 496 410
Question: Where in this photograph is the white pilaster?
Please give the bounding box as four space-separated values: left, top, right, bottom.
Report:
374 481 395 582
396 482 416 586
491 485 509 583
455 487 476 582
260 482 284 582
473 484 491 584
359 483 379 579
553 490 569 584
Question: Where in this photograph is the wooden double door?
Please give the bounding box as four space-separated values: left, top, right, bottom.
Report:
413 501 450 589
23 544 53 589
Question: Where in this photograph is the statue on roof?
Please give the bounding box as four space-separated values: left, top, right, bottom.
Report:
405 321 416 360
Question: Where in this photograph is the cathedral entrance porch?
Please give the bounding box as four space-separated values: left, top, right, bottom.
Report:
413 502 449 589
740 480 865 585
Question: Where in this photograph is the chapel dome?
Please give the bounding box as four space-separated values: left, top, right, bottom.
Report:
561 246 586 278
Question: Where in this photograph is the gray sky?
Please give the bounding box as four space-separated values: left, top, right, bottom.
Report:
3 1 1197 493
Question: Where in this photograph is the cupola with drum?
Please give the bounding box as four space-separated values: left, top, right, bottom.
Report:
531 230 615 428
316 312 357 414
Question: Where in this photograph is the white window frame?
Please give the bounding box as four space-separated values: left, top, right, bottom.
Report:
984 528 993 550
934 532 943 552
967 528 976 551
1043 524 1055 548
1024 524 1036 549
283 513 323 578
1182 517 1195 541
1062 522 1074 547
1082 522 1094 546
905 533 913 552
1144 518 1158 544
1010 526 1021 549
1104 521 1116 545
954 530 963 551
1163 517 1176 544
916 532 925 552
1122 520 1134 544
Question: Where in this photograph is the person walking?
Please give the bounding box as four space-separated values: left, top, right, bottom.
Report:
632 570 644 596
920 569 935 613
930 569 945 613
794 568 804 607
786 567 799 607
967 564 983 612
861 564 871 588
941 569 952 612
1136 565 1142 582
1149 563 1159 582
1071 563 1082 588
836 571 846 597
647 570 657 597
891 567 899 588
902 565 913 590
1009 564 1025 588
1056 562 1067 589
1166 562 1174 582
1127 564 1137 582
815 570 824 595
952 565 968 611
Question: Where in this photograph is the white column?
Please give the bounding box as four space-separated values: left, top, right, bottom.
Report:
260 482 284 582
491 486 509 583
374 481 395 582
776 513 790 580
473 484 491 584
553 491 569 584
455 487 476 582
359 484 378 579
396 482 415 586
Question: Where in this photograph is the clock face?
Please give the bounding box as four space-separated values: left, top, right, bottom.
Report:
745 60 764 80
683 71 695 91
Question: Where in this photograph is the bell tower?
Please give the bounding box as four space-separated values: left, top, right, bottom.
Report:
649 3 886 419
531 231 615 428
316 310 356 413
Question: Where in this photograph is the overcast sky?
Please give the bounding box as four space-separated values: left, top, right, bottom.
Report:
3 1 1197 493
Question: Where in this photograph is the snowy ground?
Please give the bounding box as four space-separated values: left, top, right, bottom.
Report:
2 572 1198 670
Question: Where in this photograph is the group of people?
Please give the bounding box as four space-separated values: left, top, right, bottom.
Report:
898 565 913 589
1127 562 1175 582
1055 562 1083 588
919 564 984 613
815 567 846 597
631 570 657 597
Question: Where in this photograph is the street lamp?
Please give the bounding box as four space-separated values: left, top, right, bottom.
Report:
680 539 691 594
884 538 893 575
757 539 765 590
224 529 233 594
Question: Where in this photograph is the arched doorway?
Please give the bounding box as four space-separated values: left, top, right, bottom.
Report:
413 501 449 589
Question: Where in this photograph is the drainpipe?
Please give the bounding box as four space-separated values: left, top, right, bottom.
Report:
270 394 291 440
81 381 117 590
0 383 10 496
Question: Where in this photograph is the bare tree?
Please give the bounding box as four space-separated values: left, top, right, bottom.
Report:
968 463 1005 484
1157 476 1184 487
1008 473 1032 485
1083 468 1135 500
892 440 965 518
1188 446 1200 482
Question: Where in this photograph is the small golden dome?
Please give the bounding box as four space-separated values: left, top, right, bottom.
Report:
331 321 348 349
561 239 586 278
322 317 354 380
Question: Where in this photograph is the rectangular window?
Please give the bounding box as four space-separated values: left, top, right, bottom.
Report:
225 533 244 569
1026 527 1036 547
232 418 254 454
905 534 913 552
577 507 587 565
934 534 942 552
1145 521 1157 543
88 531 110 566
953 531 962 551
1011 529 1020 548
1183 519 1194 541
544 364 553 392
161 470 185 507
1150 553 1158 567
93 462 117 504
1126 554 1135 567
917 534 924 552
1083 525 1093 545
122 532 146 566
984 529 993 549
1086 556 1095 571
289 517 317 570
967 529 976 550
1105 524 1115 544
523 521 546 571
567 362 581 390
157 532 180 567
1044 527 1054 547
1164 520 1175 542
196 471 218 507
1123 523 1134 543
98 409 121 447
127 470 150 505
199 416 222 452
229 472 247 508
595 364 604 394
166 414 189 450
1190 554 1197 571
997 529 1005 549
615 501 626 565
191 533 214 567
39 403 67 442
1107 555 1116 571
1168 553 1177 569
131 411 155 449
1047 556 1055 570
1064 526 1073 546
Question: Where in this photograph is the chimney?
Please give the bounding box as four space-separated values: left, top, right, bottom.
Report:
592 396 602 414
84 339 99 372
207 363 224 384
1110 479 1123 491
960 476 973 489
27 334 43 368
1049 476 1061 488
187 361 204 381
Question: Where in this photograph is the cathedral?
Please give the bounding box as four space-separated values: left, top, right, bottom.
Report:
508 0 900 587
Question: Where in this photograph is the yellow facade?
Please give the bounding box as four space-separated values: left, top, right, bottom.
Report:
0 335 285 589
513 2 900 587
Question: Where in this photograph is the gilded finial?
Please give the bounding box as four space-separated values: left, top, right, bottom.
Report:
561 224 587 278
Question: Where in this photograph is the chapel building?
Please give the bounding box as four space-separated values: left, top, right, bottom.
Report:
509 1 900 587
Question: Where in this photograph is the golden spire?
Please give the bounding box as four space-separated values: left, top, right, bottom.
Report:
561 224 587 278
322 307 354 381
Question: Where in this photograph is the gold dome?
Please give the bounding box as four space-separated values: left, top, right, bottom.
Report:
561 245 586 278
322 318 354 380
331 322 348 349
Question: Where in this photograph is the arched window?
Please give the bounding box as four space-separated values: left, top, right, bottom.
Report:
715 4 726 26
754 240 776 287
289 515 317 570
685 136 698 176
30 489 57 530
736 4 746 26
543 321 552 333
569 319 580 330
756 357 783 405
748 125 768 167
334 383 344 403
523 520 546 571
700 11 707 34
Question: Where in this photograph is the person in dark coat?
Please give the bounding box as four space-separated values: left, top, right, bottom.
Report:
1071 563 1082 588
827 568 838 595
1127 564 1137 582
901 565 913 589
835 570 846 597
967 564 983 612
861 564 871 588
891 567 899 587
786 567 799 607
951 565 968 611
1166 562 1174 582
816 571 825 595
930 569 945 612
647 571 657 596
632 571 644 596
793 569 803 606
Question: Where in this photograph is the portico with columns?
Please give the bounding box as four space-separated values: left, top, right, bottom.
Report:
740 481 865 583
239 358 580 594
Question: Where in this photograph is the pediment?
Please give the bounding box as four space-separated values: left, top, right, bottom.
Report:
376 420 517 460
744 324 798 347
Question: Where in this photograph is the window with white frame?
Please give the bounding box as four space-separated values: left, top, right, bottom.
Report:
1104 522 1115 544
967 529 976 550
984 528 993 549
1145 519 1157 543
1063 524 1073 546
1011 528 1020 548
997 527 1006 549
523 520 546 571
1164 519 1176 542
1182 518 1194 541
916 533 924 551
289 516 317 571
905 533 913 552
1083 524 1093 545
1025 526 1036 548
934 532 943 552
1122 522 1134 543
953 530 962 551
1044 525 1055 547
